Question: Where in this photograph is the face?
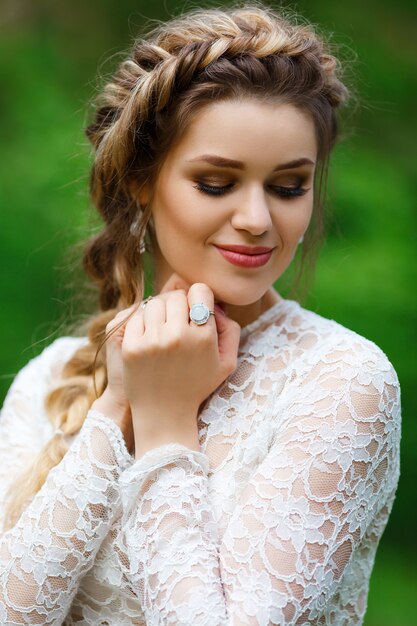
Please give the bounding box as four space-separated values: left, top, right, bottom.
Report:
141 99 317 324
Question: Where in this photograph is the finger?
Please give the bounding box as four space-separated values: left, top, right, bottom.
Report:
142 296 166 333
122 305 145 347
106 304 138 332
105 304 141 346
213 306 241 366
166 290 189 330
187 283 215 330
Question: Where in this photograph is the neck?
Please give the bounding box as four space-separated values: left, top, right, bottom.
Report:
217 288 281 329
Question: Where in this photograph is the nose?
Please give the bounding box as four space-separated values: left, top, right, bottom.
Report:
230 186 273 236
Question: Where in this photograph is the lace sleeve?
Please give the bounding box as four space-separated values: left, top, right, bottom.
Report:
0 344 133 625
118 349 401 625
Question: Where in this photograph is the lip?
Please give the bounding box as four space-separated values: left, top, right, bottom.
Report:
215 244 274 255
214 244 274 268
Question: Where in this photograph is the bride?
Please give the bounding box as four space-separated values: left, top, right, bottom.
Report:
0 3 401 625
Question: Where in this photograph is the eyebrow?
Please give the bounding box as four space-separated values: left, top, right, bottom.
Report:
187 155 315 171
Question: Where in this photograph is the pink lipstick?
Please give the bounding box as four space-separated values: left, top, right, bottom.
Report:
214 244 274 268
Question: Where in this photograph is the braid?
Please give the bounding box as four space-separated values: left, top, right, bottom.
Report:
4 2 351 529
86 5 348 197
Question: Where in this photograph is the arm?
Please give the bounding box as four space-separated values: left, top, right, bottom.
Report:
0 341 134 625
118 349 401 625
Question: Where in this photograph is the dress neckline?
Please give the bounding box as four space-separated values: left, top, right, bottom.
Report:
239 296 293 343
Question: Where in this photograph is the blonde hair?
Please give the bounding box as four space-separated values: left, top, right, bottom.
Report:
4 2 350 530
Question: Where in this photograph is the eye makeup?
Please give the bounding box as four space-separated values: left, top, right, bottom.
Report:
192 170 311 199
193 181 309 199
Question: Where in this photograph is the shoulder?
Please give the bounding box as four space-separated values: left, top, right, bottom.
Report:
279 302 401 498
283 299 399 381
5 337 88 404
29 335 88 368
0 336 89 494
275 301 401 437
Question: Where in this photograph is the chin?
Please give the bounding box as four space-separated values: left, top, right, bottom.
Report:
213 286 269 309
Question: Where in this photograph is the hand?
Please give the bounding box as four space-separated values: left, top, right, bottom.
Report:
93 273 193 452
102 273 192 407
121 282 241 446
91 305 137 453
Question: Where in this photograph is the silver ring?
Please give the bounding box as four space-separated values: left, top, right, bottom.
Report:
189 303 215 325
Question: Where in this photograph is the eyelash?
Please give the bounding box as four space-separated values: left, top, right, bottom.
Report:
193 182 309 199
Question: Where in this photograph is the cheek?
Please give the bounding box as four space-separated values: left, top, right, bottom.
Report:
154 185 220 242
273 202 313 242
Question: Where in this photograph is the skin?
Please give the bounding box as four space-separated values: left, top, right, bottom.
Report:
92 99 318 458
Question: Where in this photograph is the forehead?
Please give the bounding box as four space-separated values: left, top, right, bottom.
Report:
165 99 318 168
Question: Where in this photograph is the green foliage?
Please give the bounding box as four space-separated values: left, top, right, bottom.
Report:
0 0 416 621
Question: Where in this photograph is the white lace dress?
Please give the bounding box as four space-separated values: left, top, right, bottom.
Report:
0 297 401 625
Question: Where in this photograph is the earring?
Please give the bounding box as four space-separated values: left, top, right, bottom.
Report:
298 235 304 245
130 202 147 254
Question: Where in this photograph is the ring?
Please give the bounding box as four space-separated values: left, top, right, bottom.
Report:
189 303 215 325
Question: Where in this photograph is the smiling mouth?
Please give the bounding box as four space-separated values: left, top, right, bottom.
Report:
214 245 274 268
214 244 274 255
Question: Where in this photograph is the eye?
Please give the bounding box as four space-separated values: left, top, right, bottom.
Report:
193 181 310 199
193 182 234 196
269 185 310 199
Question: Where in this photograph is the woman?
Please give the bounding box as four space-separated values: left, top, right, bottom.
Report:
0 4 401 625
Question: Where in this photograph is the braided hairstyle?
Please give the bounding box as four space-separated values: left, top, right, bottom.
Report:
4 3 350 529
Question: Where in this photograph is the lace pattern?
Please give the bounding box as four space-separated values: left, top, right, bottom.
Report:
0 344 133 624
0 300 401 625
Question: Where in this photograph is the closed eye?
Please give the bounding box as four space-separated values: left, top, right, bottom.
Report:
193 182 234 196
270 185 310 198
193 182 309 199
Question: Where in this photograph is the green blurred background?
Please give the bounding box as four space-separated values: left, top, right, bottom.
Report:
0 0 416 623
